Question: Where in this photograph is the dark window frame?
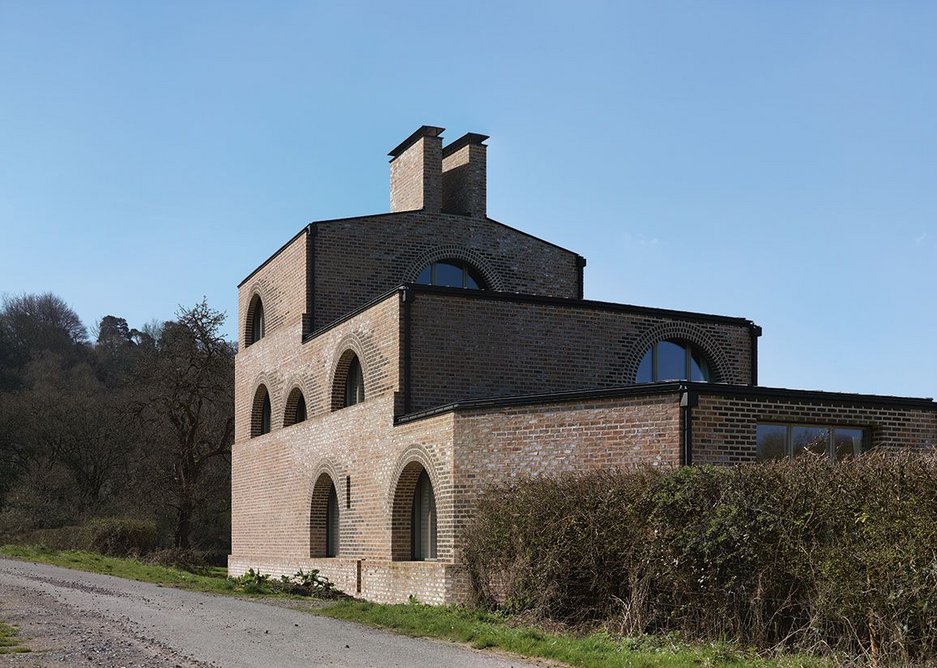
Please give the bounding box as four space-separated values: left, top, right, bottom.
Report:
415 260 485 290
637 340 713 383
756 422 870 462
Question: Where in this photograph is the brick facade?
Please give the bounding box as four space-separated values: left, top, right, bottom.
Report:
230 126 937 604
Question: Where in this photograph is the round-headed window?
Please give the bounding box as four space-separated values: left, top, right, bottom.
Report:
415 260 484 290
637 340 713 383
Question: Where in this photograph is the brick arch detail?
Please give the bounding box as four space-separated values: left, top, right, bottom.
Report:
621 322 731 384
329 334 370 411
282 374 309 427
243 283 274 347
309 461 342 558
403 245 504 291
249 381 271 438
387 447 443 561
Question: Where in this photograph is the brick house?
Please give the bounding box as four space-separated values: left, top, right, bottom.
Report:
229 126 937 603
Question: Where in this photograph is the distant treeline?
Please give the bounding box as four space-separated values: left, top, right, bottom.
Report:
0 293 233 555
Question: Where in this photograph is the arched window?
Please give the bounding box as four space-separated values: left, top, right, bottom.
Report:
246 295 265 346
344 355 365 407
636 340 713 383
415 260 485 290
310 473 340 558
326 483 339 557
411 470 437 561
251 385 271 437
283 387 307 427
331 350 366 411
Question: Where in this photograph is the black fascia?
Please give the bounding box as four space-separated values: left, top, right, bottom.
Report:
406 283 757 329
683 382 936 409
395 383 687 425
237 226 309 288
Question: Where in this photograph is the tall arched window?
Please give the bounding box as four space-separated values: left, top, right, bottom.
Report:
326 483 339 557
246 295 265 346
283 387 307 427
311 473 340 558
415 260 485 290
251 385 271 437
411 470 437 561
636 340 713 383
344 355 365 407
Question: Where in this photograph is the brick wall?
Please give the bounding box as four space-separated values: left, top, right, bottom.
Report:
407 291 753 412
448 392 683 558
691 388 937 465
310 212 581 329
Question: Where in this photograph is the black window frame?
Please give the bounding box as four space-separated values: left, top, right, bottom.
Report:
637 340 713 383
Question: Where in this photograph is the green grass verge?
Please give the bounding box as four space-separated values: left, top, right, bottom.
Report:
0 544 235 594
314 600 831 668
0 621 30 654
1 545 830 667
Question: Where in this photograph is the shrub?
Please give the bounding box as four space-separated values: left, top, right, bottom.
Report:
83 517 158 557
230 568 345 599
463 452 937 664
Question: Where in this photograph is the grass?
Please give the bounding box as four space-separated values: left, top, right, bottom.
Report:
314 600 831 668
0 621 30 655
0 544 235 594
1 544 831 667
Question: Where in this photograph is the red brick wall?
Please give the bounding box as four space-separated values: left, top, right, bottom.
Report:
408 292 753 412
692 391 937 465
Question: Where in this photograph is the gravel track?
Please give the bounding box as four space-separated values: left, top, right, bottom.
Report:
0 557 539 667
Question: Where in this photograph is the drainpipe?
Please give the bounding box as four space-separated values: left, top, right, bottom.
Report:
680 386 698 466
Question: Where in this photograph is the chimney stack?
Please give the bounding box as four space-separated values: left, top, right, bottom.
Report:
388 126 444 213
442 133 488 218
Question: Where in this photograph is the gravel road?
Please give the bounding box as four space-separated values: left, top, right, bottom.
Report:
0 557 541 667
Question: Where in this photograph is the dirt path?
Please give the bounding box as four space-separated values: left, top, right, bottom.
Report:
0 557 539 667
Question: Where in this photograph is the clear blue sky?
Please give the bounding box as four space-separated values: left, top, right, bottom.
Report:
2 2 934 397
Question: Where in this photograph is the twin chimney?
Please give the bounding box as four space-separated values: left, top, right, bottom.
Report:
388 126 488 218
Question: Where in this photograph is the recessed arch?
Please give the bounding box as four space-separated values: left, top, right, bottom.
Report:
390 454 441 561
623 323 730 385
245 292 266 346
283 386 308 427
404 246 504 291
250 384 272 437
331 348 366 411
310 471 340 558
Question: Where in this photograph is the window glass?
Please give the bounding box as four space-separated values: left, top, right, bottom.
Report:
345 356 365 407
689 349 712 382
657 340 686 381
756 424 787 461
326 483 339 557
833 428 865 460
295 395 306 423
416 265 432 284
636 349 653 383
791 426 829 457
249 298 265 345
465 273 480 289
260 394 271 435
412 470 437 560
434 262 464 288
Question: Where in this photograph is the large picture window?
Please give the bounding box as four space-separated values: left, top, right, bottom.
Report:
756 423 869 462
637 340 712 383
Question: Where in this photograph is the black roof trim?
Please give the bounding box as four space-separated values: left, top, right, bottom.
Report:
301 287 403 344
238 226 308 288
485 215 579 256
442 132 489 158
388 125 445 160
685 382 936 409
395 381 937 425
395 383 685 424
408 284 757 329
